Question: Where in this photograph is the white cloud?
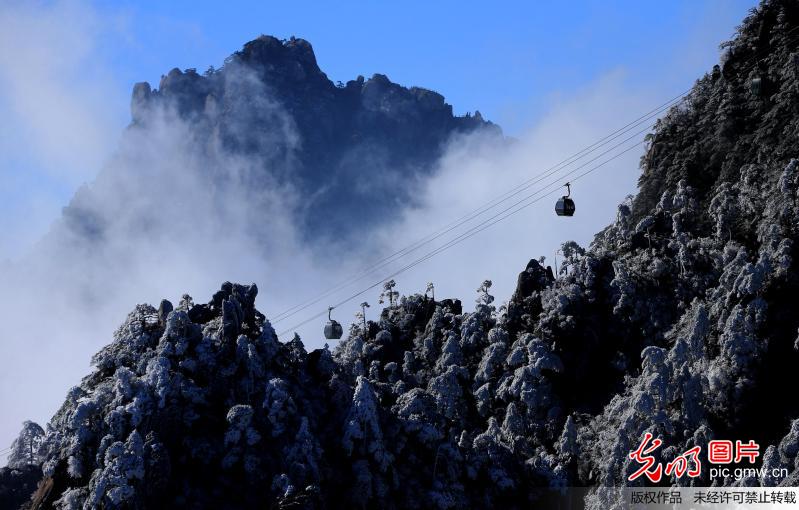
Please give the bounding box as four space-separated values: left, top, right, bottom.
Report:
0 61 361 463
0 0 128 258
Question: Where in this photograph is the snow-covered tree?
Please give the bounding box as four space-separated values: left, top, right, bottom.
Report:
378 279 399 306
7 421 45 468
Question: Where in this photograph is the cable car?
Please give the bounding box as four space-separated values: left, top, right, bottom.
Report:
324 306 343 340
751 75 763 97
555 182 575 217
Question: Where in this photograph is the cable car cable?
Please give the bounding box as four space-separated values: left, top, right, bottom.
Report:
269 95 683 323
277 138 643 337
271 109 670 325
272 120 655 326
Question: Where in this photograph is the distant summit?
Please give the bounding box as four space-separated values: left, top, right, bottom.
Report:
121 35 501 241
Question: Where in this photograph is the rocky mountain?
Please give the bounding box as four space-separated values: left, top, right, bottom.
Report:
65 35 499 246
6 0 799 508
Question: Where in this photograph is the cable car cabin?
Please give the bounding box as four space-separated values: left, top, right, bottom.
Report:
324 320 343 339
555 183 575 216
324 306 343 340
555 197 575 216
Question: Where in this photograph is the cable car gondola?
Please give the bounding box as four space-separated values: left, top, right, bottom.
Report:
324 306 343 340
555 182 575 217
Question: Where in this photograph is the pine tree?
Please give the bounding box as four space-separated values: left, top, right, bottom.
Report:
7 421 45 468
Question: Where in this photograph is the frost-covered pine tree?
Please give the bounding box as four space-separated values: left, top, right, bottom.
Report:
7 421 45 468
378 279 399 307
342 376 393 505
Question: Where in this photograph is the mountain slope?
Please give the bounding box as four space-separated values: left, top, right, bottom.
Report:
10 1 799 508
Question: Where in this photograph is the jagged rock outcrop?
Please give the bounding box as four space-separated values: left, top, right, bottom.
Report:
6 1 799 508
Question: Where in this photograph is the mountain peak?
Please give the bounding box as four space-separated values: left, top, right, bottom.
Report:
121 34 500 240
235 35 328 86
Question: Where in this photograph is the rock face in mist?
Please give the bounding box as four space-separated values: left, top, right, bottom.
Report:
72 35 499 244
10 1 799 508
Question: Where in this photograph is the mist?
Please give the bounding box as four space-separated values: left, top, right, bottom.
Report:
0 59 363 463
0 0 128 260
